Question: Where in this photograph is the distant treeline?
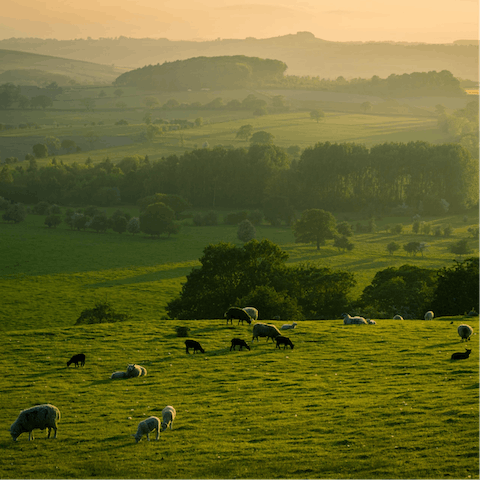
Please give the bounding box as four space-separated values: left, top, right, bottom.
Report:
114 55 465 97
1 141 478 215
114 56 287 90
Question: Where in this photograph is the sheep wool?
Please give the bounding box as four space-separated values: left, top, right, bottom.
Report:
126 364 147 378
133 416 161 443
393 315 403 320
243 307 259 321
281 322 297 330
161 406 176 432
424 311 434 320
110 371 127 379
458 324 474 341
9 404 61 441
342 313 367 325
252 323 282 342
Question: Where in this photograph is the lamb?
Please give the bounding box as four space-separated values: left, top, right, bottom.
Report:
133 416 160 443
224 306 253 325
252 323 281 342
230 338 251 351
342 313 367 325
367 319 377 324
67 353 86 367
185 339 205 353
451 349 472 360
160 405 176 432
424 311 434 320
126 364 147 378
281 322 297 330
243 307 259 321
9 404 61 441
275 336 294 349
458 324 474 342
393 315 403 320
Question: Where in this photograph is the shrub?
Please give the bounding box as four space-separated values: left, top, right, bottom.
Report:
237 219 256 243
2 203 26 223
336 221 353 237
44 214 62 228
32 201 50 215
75 301 130 325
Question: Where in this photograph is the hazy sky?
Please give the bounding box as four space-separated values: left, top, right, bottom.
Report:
1 0 478 43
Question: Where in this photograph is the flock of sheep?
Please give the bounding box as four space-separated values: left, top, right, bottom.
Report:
8 306 475 442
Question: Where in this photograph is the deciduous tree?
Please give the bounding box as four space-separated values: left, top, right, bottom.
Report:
293 209 337 250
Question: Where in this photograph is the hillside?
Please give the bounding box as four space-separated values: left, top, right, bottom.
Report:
0 32 478 81
0 49 130 85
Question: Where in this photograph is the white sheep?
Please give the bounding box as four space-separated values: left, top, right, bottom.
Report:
393 315 403 320
458 324 474 342
424 311 434 320
126 364 147 378
9 404 61 441
133 416 160 443
367 319 377 324
252 323 282 342
161 406 176 432
342 313 367 325
281 322 297 330
110 371 127 379
243 307 259 321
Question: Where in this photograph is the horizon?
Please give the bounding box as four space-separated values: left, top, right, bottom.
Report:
1 0 478 44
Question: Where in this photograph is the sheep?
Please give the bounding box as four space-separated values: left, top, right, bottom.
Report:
275 336 294 349
230 338 251 351
67 353 85 367
252 323 281 342
342 313 367 325
126 364 147 378
133 416 160 443
185 339 205 353
424 311 434 320
9 404 61 441
393 315 403 320
160 405 176 432
243 307 258 321
451 349 472 360
110 371 127 379
281 322 297 330
224 306 253 325
367 319 377 324
458 324 474 342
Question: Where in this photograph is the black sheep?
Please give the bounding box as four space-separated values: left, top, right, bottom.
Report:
224 307 252 325
67 353 86 367
185 339 205 354
451 349 472 360
275 336 294 350
230 338 251 351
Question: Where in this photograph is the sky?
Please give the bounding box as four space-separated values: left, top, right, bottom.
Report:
0 0 478 43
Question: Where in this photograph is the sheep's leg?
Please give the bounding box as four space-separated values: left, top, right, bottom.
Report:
28 431 34 441
155 428 159 440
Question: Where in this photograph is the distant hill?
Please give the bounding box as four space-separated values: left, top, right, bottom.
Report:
0 49 130 85
0 32 478 81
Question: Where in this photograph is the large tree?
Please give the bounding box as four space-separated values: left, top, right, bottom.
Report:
139 202 176 237
292 209 337 250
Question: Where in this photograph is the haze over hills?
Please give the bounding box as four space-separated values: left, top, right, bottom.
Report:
0 32 478 82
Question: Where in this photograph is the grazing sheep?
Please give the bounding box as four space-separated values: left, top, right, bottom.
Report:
367 319 377 324
133 416 160 443
160 406 176 432
275 336 294 349
110 371 127 379
252 323 282 342
224 307 253 325
424 311 434 320
281 322 297 330
243 307 259 321
185 339 205 353
342 313 367 325
458 324 474 342
451 349 472 360
9 404 61 441
230 338 251 351
67 353 86 367
126 364 147 378
393 315 403 320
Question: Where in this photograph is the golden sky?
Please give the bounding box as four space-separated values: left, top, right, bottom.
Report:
0 0 478 43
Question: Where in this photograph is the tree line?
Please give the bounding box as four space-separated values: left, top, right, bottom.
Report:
0 140 477 215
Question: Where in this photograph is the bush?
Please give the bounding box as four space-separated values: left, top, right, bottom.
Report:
237 219 256 243
336 221 353 237
75 301 130 325
2 203 26 223
32 201 51 215
44 214 62 228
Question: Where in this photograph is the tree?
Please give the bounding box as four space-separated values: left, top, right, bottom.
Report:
236 124 253 142
293 209 337 250
89 213 109 233
30 95 53 109
386 241 401 255
333 235 354 252
111 215 128 234
0 165 13 184
44 136 61 154
237 219 256 243
2 203 26 223
33 143 48 158
336 221 354 237
80 98 96 111
450 239 471 256
144 96 159 108
44 214 62 228
84 131 99 148
194 117 204 127
361 101 373 114
263 196 294 226
310 109 325 123
403 242 421 256
114 88 124 98
250 130 274 145
61 139 77 153
127 217 141 235
146 124 162 142
139 202 176 237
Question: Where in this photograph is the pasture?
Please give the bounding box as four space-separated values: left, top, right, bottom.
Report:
0 316 478 479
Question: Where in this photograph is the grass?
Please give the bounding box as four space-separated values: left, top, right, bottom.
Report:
0 317 478 478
